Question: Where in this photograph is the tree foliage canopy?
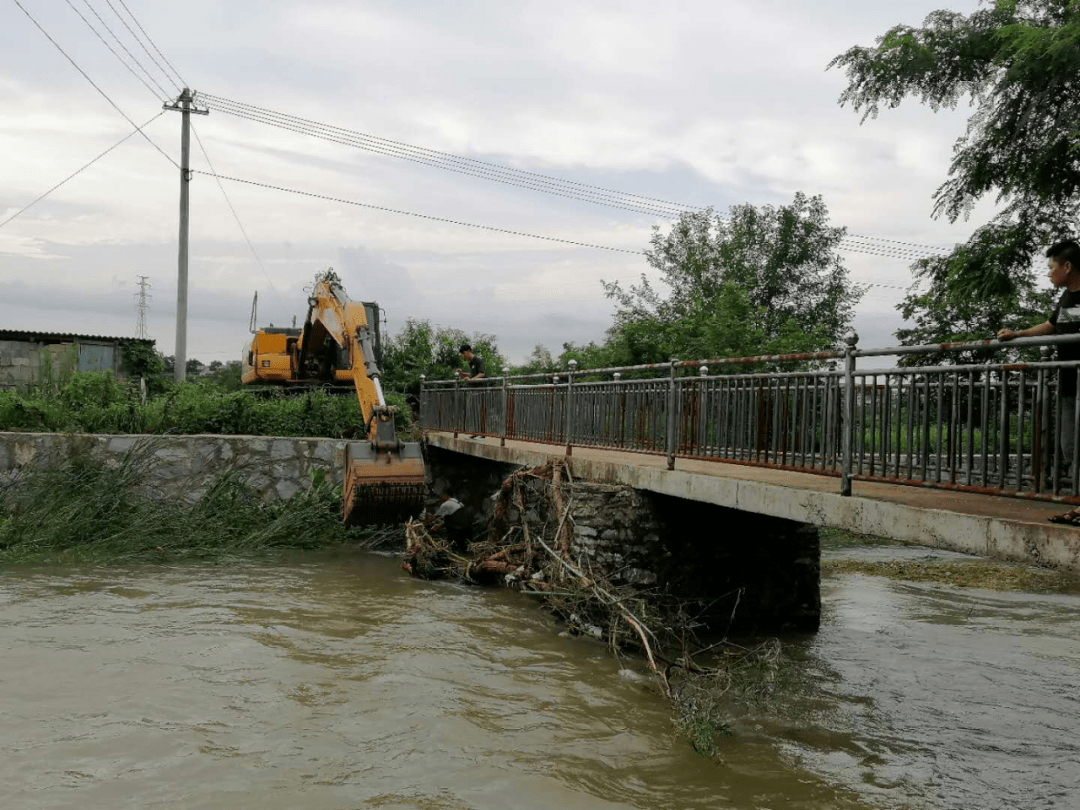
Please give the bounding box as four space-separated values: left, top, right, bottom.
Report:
830 0 1080 225
830 1 1080 349
601 192 862 366
380 319 505 394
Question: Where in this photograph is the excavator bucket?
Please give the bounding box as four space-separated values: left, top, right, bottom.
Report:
343 441 426 525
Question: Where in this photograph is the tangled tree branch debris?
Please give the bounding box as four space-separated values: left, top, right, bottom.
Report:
401 459 790 754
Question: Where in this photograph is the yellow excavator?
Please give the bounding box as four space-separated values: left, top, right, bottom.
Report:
242 269 425 525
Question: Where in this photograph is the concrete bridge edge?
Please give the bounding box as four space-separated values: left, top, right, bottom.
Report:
424 433 1080 574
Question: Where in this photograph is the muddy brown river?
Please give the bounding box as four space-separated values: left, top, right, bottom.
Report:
1 548 1077 809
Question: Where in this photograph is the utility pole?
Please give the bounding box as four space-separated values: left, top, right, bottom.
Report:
164 88 207 381
134 275 152 339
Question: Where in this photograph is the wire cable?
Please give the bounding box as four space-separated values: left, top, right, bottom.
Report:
198 94 953 263
0 111 166 230
191 170 649 255
188 168 929 298
200 96 688 219
79 0 171 98
102 0 180 95
200 93 697 214
13 0 179 169
189 121 288 312
115 0 186 89
200 94 954 260
202 98 945 262
61 0 162 101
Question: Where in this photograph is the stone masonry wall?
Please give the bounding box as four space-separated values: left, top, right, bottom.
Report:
0 432 348 502
426 446 820 634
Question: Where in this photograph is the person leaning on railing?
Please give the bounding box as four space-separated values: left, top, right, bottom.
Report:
456 344 487 381
456 343 487 438
997 240 1080 512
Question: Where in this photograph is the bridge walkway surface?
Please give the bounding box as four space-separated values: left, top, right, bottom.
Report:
424 430 1080 573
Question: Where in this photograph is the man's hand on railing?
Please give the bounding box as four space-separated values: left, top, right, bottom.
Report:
996 322 1054 342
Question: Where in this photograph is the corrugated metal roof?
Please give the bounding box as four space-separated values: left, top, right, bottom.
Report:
0 329 154 345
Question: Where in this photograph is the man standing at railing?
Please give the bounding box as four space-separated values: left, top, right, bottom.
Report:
456 344 486 381
997 240 1080 491
457 344 487 438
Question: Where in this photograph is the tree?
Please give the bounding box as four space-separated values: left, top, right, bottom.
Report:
186 358 205 375
380 319 506 395
895 220 1055 364
602 192 862 366
510 344 557 376
203 359 243 392
829 1 1080 346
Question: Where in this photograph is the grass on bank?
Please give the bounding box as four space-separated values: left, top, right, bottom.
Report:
0 443 398 565
820 527 1080 594
0 371 414 439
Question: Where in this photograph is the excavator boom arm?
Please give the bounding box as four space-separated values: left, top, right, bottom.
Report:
292 270 426 525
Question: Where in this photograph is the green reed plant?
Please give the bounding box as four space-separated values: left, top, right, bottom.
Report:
0 372 413 439
0 443 381 565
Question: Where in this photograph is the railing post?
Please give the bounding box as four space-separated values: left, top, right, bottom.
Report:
613 372 624 448
564 358 577 456
453 377 461 439
841 332 859 496
551 374 559 443
419 374 426 429
501 366 509 447
666 358 679 470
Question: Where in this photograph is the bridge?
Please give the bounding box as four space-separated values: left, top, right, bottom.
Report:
420 333 1080 575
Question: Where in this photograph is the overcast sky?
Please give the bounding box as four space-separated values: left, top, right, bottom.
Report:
0 0 991 366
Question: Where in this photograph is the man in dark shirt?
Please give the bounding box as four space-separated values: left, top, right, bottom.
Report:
997 240 1080 497
456 344 486 381
456 344 487 438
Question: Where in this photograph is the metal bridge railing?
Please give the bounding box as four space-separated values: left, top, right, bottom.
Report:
419 334 1080 503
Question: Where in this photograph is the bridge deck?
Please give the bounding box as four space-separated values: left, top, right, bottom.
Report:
424 430 1080 573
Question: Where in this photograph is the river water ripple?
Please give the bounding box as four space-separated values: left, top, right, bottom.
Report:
1 550 1077 809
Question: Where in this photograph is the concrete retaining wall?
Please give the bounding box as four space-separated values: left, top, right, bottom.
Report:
0 432 347 502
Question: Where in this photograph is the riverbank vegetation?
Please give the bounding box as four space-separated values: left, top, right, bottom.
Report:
821 528 1080 594
0 370 413 439
0 444 396 565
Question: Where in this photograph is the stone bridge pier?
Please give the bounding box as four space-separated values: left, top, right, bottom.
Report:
425 445 820 634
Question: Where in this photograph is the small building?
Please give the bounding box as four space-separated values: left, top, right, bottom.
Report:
0 330 154 389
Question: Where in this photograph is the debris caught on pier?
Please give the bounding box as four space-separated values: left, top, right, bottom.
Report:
402 458 794 742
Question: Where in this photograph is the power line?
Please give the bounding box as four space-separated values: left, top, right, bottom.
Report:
187 167 924 301
0 111 167 230
200 95 689 220
80 0 170 98
115 0 186 89
191 169 649 255
61 0 163 101
102 0 180 95
189 120 289 312
199 93 696 215
844 233 949 253
205 97 944 262
12 0 178 169
197 92 955 263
